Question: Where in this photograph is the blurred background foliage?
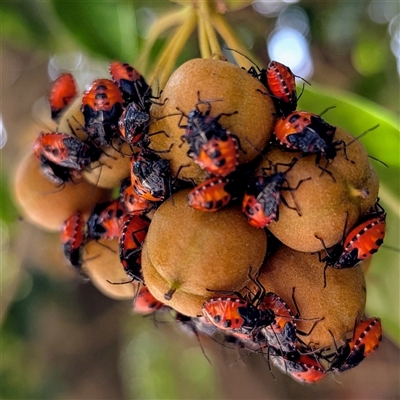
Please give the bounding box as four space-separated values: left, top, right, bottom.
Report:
1 0 399 399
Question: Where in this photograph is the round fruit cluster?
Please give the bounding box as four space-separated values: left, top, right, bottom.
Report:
13 56 385 384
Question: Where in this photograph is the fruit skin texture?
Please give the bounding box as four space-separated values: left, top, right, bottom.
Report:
148 58 276 184
265 127 379 252
13 152 111 232
84 238 138 300
255 245 366 348
141 189 267 317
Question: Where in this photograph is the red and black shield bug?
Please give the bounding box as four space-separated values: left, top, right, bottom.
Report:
327 317 382 373
264 61 298 115
119 213 150 280
224 49 306 116
225 330 269 352
38 153 81 185
242 174 290 228
274 111 336 152
82 79 124 113
260 292 294 334
130 150 171 202
242 158 310 228
187 176 234 212
260 292 298 352
60 211 86 269
316 202 386 287
194 135 239 177
249 60 299 116
260 288 323 353
133 285 165 315
202 268 277 338
273 110 356 180
268 347 327 384
119 177 155 215
33 132 101 170
49 73 77 121
202 296 275 338
109 61 152 108
337 205 386 268
81 79 124 146
87 199 126 240
273 110 372 182
118 102 150 146
177 93 240 177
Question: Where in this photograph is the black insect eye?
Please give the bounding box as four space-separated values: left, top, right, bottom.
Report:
223 319 232 328
245 206 254 215
288 114 300 123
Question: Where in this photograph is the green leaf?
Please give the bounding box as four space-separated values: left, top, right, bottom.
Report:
51 0 139 62
0 175 19 224
298 84 400 169
299 85 400 345
121 318 219 399
0 2 53 48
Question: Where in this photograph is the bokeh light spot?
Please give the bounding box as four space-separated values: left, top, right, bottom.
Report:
0 116 7 150
267 27 313 79
352 38 386 76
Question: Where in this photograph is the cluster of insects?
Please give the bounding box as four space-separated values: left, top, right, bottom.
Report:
26 56 386 384
132 271 382 384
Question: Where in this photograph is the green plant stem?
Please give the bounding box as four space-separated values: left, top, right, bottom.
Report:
212 13 261 69
149 9 197 88
197 8 211 59
137 7 190 73
199 1 223 59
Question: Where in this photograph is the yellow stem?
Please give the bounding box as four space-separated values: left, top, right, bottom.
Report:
149 9 197 88
159 12 197 87
212 12 262 70
137 7 190 73
197 8 211 58
199 1 223 59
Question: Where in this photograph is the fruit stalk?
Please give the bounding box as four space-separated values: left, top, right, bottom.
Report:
149 9 197 88
212 12 261 70
198 0 223 59
197 7 212 58
137 7 190 72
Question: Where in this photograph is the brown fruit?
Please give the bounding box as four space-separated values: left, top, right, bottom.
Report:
148 58 276 183
13 152 111 232
255 245 366 348
141 189 267 316
83 238 138 300
264 127 379 252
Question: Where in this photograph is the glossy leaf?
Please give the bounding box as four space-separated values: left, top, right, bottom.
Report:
298 84 400 169
299 84 400 344
51 0 139 62
121 318 218 399
0 2 53 48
